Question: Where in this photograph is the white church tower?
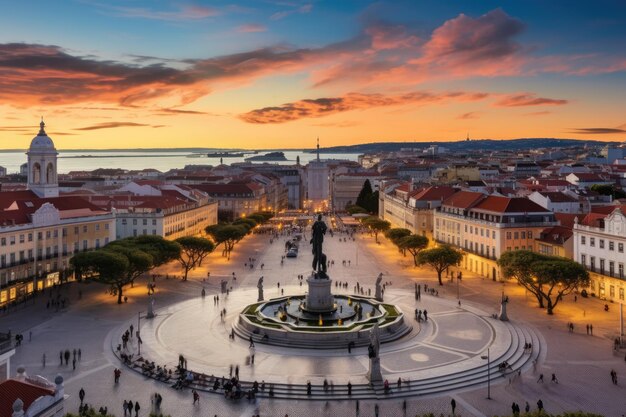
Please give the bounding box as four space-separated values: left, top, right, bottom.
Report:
27 119 59 198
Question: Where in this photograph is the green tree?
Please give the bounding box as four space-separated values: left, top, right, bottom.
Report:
416 245 463 285
175 236 215 280
591 184 626 199
385 228 412 247
104 244 154 287
367 190 380 214
498 250 546 308
531 258 590 315
356 179 374 210
346 205 368 215
233 217 258 230
129 235 181 266
206 224 249 258
71 250 130 304
362 217 391 243
399 234 429 266
246 213 266 224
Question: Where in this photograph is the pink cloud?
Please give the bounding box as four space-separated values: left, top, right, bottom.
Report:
236 23 267 33
239 90 490 124
495 94 567 107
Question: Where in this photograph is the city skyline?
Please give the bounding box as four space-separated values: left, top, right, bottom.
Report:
1 0 626 149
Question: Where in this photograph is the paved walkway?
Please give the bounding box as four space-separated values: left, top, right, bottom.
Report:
2 227 626 416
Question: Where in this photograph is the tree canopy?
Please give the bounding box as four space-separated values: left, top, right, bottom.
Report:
416 245 463 285
362 216 391 243
354 180 379 214
206 224 249 258
71 250 130 304
498 250 589 314
399 234 429 266
175 236 215 280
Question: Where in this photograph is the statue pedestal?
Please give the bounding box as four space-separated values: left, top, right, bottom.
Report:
367 357 383 383
305 275 334 312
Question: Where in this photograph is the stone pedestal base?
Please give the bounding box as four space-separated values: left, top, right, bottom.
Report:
368 357 383 383
305 275 334 312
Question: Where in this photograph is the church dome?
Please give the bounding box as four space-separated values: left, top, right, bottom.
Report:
29 119 57 152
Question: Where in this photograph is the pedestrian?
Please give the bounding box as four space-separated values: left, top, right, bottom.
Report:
72 357 76 371
374 403 379 417
551 373 558 384
451 398 456 416
78 348 81 361
59 350 63 366
134 401 140 417
123 400 128 417
79 388 85 405
193 389 200 404
537 373 544 383
127 400 133 417
586 324 590 335
525 402 530 413
42 353 46 368
356 399 360 416
590 324 593 335
423 310 428 321
235 364 239 378
537 399 544 411
347 381 352 396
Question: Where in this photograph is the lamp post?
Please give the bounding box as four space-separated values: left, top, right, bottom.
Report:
481 348 491 399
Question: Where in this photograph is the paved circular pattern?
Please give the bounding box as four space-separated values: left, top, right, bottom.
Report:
120 285 541 399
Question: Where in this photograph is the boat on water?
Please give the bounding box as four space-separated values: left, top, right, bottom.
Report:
207 152 246 158
244 151 287 162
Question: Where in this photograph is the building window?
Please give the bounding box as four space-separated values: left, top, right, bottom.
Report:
590 256 595 271
619 243 624 253
95 239 100 249
19 234 24 243
10 236 15 245
609 241 614 251
83 225 88 233
83 240 88 250
152 229 157 235
620 288 624 301
610 285 615 298
600 259 605 275
600 239 605 249
74 226 79 234
28 233 32 242
133 219 137 226
105 223 109 230
528 231 532 239
521 231 526 239
610 261 615 277
620 263 624 279
152 219 157 226
514 232 519 239
581 254 586 266
96 224 100 231
506 232 511 239
104 237 109 245
143 219 148 226
121 219 127 225
492 231 496 239
0 238 5 246
590 237 595 247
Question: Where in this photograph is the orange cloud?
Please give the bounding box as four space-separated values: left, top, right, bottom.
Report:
495 94 568 107
239 91 489 124
75 122 164 130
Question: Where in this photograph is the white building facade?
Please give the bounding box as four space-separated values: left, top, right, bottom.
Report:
573 208 626 302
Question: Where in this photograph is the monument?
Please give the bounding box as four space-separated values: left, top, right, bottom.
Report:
367 323 383 382
499 292 509 321
375 273 383 302
304 215 334 312
257 276 264 302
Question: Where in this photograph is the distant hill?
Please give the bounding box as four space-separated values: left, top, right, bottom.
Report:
315 138 621 154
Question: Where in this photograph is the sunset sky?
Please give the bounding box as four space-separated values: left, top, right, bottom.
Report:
1 0 626 150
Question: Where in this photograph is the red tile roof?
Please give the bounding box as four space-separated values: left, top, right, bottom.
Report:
441 191 485 209
536 225 573 244
474 196 550 213
581 212 608 227
538 192 578 203
0 190 38 210
555 213 579 228
0 379 55 417
410 186 457 201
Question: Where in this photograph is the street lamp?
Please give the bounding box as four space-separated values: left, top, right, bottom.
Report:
480 348 491 399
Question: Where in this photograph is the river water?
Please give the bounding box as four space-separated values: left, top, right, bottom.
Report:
0 149 360 174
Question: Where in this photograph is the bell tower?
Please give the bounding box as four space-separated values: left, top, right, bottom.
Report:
26 118 59 198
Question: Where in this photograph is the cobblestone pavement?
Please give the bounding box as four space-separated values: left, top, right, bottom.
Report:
2 228 626 417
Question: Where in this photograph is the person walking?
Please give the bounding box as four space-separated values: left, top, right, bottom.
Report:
537 373 544 383
192 389 200 404
123 400 128 417
127 400 134 417
525 402 530 413
537 399 544 411
42 353 46 368
451 398 456 416
134 401 140 417
79 388 85 405
374 403 379 417
551 373 559 384
72 357 76 371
